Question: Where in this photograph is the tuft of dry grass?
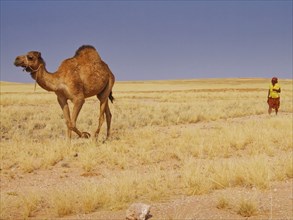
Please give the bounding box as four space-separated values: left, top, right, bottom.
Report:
216 195 230 209
216 192 260 217
50 187 78 217
182 159 213 195
237 197 258 217
20 193 42 218
0 192 42 220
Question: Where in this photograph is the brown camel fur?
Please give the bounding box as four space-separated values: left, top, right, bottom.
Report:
14 45 115 140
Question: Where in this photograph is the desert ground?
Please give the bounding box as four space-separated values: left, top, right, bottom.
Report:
0 78 292 219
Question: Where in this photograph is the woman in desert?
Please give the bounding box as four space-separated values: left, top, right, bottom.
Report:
267 77 281 115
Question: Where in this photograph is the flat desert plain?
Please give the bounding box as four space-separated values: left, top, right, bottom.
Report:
0 78 292 219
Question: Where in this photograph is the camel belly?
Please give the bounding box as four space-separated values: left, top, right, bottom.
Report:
82 74 108 98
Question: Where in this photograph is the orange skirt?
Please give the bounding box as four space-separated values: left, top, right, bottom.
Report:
267 97 280 109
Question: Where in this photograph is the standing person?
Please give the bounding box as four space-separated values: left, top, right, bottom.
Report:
267 77 281 115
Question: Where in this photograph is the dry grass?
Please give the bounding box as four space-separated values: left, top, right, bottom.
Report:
0 78 292 219
216 196 230 209
237 197 258 217
216 193 259 217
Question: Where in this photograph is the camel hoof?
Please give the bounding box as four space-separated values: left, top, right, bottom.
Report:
81 132 91 139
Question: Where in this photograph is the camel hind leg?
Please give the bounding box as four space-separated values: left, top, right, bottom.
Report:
105 103 112 138
95 73 114 140
97 98 113 139
95 90 113 139
95 97 108 139
95 99 112 139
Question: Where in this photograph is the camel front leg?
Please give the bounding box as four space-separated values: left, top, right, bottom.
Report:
71 99 90 138
57 97 72 140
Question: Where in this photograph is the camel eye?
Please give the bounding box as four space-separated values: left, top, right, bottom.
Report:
27 55 33 60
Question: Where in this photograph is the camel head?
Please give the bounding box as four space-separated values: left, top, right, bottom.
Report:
14 51 44 73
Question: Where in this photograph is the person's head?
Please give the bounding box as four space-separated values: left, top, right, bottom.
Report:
271 77 278 84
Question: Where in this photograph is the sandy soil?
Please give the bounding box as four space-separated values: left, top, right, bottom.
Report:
1 169 292 219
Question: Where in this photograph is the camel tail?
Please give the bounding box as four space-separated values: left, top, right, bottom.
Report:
109 91 114 103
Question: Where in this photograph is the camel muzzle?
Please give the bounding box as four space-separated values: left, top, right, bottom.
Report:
14 57 25 67
14 57 30 72
14 57 21 66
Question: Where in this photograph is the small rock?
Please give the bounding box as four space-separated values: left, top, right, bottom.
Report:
126 203 151 220
61 162 70 168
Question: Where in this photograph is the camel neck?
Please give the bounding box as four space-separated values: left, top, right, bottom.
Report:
31 66 59 92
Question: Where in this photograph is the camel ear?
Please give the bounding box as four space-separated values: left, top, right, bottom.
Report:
31 51 41 58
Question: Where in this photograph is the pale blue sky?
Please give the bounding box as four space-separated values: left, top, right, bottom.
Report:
1 0 292 82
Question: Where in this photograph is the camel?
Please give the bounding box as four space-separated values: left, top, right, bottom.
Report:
14 45 115 140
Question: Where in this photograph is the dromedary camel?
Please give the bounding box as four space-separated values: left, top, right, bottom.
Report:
14 45 115 140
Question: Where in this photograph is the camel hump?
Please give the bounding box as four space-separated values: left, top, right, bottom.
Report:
74 45 101 61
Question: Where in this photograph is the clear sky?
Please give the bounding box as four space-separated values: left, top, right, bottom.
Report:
0 0 292 82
